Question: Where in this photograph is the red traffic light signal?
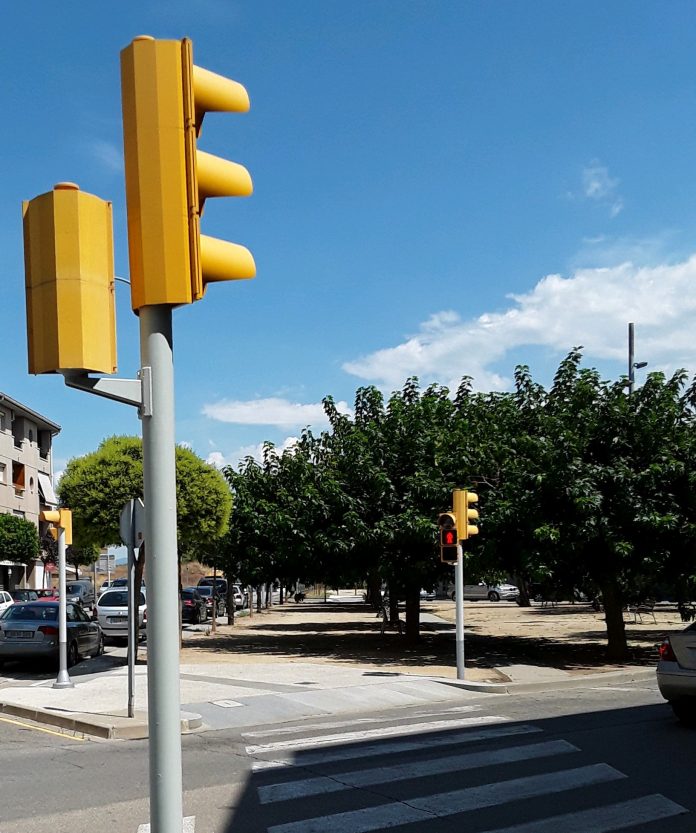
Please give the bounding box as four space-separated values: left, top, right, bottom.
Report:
437 512 459 564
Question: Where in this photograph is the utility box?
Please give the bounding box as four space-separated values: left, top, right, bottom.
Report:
23 182 117 375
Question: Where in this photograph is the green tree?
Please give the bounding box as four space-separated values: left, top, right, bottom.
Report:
57 435 232 573
0 514 39 564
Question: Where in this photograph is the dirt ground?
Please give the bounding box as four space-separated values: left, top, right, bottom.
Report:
178 596 685 682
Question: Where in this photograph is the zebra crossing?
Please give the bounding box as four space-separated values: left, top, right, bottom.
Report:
243 708 689 833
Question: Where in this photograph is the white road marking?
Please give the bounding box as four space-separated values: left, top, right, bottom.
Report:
137 816 195 832
211 699 243 708
268 764 625 833
258 739 579 803
246 715 508 755
250 723 541 771
243 706 482 739
478 794 688 832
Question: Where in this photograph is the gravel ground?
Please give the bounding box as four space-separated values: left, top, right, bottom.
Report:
177 596 685 681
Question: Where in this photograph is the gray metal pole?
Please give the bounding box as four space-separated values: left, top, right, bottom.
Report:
139 305 183 833
127 530 136 718
628 322 635 396
455 544 465 679
53 526 73 689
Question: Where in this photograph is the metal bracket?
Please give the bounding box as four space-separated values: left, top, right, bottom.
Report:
61 369 152 418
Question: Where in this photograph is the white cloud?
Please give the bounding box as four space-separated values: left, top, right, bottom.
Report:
581 159 623 217
89 139 123 174
206 436 300 470
202 397 352 428
343 254 696 390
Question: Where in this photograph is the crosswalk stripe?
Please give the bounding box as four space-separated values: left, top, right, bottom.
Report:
243 706 482 739
259 739 579 803
478 793 688 833
250 723 541 771
267 763 625 833
246 715 509 755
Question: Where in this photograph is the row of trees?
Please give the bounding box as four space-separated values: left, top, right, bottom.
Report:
53 350 696 659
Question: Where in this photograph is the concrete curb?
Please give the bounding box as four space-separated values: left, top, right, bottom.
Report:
0 701 202 740
430 666 657 694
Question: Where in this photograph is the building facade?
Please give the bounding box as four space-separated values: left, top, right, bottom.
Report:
0 392 60 590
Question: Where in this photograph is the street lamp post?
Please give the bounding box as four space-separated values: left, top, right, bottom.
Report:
628 322 648 395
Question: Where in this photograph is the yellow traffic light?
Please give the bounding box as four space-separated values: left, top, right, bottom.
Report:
120 35 255 311
454 489 479 540
437 511 459 563
23 183 117 375
40 508 73 546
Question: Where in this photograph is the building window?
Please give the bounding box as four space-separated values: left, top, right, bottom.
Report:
28 429 34 443
0 463 5 483
12 462 25 495
0 411 5 431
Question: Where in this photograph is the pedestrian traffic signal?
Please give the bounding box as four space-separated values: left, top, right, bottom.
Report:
438 511 459 564
120 35 255 311
23 183 117 375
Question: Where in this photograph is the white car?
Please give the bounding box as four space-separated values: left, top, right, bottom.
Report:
94 589 147 640
657 623 696 725
452 583 520 602
0 591 13 615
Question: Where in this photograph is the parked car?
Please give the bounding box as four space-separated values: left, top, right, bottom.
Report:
94 589 147 640
99 580 113 593
231 584 248 610
195 585 226 617
420 588 437 601
451 583 520 602
109 577 146 590
0 601 103 668
0 591 13 614
35 588 60 601
65 581 95 609
181 588 208 624
197 576 228 596
657 623 696 725
9 589 39 603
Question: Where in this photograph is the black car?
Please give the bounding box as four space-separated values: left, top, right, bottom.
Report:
181 588 207 624
9 589 39 603
195 585 227 617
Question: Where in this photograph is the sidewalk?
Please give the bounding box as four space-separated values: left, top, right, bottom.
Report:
0 594 664 738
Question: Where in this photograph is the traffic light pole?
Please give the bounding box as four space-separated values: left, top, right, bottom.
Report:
53 525 74 689
455 544 465 680
139 305 184 833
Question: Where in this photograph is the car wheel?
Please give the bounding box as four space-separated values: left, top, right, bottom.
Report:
671 699 696 727
95 634 105 657
451 591 456 601
218 603 226 617
193 608 201 625
488 591 501 602
67 641 79 668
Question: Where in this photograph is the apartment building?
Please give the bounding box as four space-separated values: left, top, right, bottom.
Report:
0 391 60 591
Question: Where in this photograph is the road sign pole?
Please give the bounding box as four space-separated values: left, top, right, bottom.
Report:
53 526 74 689
139 305 183 833
127 519 136 719
455 544 465 680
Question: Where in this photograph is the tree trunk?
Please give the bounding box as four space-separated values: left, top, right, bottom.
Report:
388 580 399 624
226 585 235 625
404 584 420 642
367 570 382 609
515 574 531 607
601 578 629 661
256 585 262 613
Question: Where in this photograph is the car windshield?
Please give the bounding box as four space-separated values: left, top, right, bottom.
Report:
2 604 58 621
99 591 145 607
196 587 213 597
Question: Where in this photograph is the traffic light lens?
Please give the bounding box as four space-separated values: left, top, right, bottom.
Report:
444 530 456 546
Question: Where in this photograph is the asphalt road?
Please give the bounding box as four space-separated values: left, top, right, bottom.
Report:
0 677 693 833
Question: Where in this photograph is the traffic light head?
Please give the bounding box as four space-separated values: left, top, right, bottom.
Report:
23 183 117 375
120 35 255 311
39 508 72 546
437 511 459 564
454 489 479 540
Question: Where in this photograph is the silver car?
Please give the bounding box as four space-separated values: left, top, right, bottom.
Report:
452 583 520 602
94 589 147 640
657 623 696 725
0 601 103 668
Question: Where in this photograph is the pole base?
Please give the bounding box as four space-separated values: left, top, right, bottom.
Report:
53 672 74 689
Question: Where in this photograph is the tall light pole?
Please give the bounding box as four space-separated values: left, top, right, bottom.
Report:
628 322 648 395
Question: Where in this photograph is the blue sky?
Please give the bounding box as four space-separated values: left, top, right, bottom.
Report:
4 2 696 478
